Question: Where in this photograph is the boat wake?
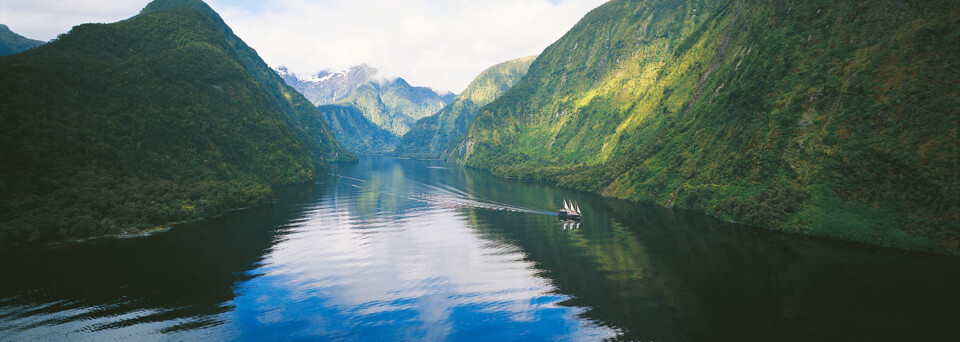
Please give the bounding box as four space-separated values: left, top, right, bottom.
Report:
400 185 554 216
331 173 555 217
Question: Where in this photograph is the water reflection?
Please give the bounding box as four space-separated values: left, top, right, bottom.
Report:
0 184 324 340
464 179 960 341
1 157 959 341
228 160 613 340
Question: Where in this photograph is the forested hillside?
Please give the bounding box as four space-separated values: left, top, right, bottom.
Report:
338 78 452 137
0 24 44 56
312 77 453 154
0 0 351 245
140 0 352 164
395 56 535 159
454 0 959 254
317 104 399 154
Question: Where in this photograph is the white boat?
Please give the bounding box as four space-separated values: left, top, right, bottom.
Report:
558 198 581 220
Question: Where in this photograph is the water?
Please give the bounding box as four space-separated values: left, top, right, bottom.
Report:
1 157 958 341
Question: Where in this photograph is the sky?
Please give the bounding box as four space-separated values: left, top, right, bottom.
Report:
0 0 607 93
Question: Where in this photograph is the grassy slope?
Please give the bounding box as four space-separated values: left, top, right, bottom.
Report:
455 0 959 254
395 56 536 159
0 1 349 245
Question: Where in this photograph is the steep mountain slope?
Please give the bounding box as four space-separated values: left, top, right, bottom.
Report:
0 24 44 55
140 0 352 164
311 77 453 154
278 66 453 154
276 64 377 105
454 0 959 254
395 56 535 159
341 77 452 136
0 0 351 245
318 104 399 154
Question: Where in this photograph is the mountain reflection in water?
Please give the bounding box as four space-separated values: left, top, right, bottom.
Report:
1 157 958 341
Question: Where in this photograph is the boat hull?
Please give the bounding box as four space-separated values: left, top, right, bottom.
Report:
558 211 581 221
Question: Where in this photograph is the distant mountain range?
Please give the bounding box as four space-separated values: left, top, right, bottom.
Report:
0 0 350 245
278 65 454 154
395 56 535 159
275 64 377 105
0 24 44 56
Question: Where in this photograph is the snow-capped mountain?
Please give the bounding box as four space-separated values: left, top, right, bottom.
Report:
275 64 456 155
274 64 378 105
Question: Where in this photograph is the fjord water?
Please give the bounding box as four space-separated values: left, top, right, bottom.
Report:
1 158 958 341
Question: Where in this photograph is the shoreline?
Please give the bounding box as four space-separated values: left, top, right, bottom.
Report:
438 158 954 257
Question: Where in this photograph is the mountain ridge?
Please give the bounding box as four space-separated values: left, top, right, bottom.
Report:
0 0 351 245
0 24 44 56
395 56 536 159
275 64 378 105
278 65 454 154
453 0 959 254
141 0 353 164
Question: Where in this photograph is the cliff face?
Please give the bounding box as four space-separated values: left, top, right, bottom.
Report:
454 0 959 254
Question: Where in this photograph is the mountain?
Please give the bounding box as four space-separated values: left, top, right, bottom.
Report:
0 0 351 245
439 92 457 103
395 56 535 159
275 64 377 105
317 104 399 154
339 77 452 136
278 66 453 154
0 24 44 55
453 0 959 254
139 0 352 164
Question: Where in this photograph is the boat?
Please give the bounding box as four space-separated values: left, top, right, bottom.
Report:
558 198 582 220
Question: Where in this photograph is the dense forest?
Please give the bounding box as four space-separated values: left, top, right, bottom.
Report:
0 24 44 56
395 56 535 160
453 0 959 254
0 0 351 245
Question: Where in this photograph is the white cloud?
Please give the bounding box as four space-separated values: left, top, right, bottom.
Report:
0 0 607 93
0 0 148 40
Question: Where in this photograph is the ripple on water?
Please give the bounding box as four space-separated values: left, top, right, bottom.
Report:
226 187 613 340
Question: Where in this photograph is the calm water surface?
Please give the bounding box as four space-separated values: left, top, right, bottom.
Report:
1 157 958 341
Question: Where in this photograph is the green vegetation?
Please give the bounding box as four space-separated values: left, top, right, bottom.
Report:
317 104 399 154
339 78 451 137
319 77 453 154
395 56 535 159
0 0 351 245
0 24 44 56
454 0 959 254
141 0 352 165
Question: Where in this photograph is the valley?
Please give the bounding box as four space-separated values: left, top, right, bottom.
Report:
0 0 957 339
